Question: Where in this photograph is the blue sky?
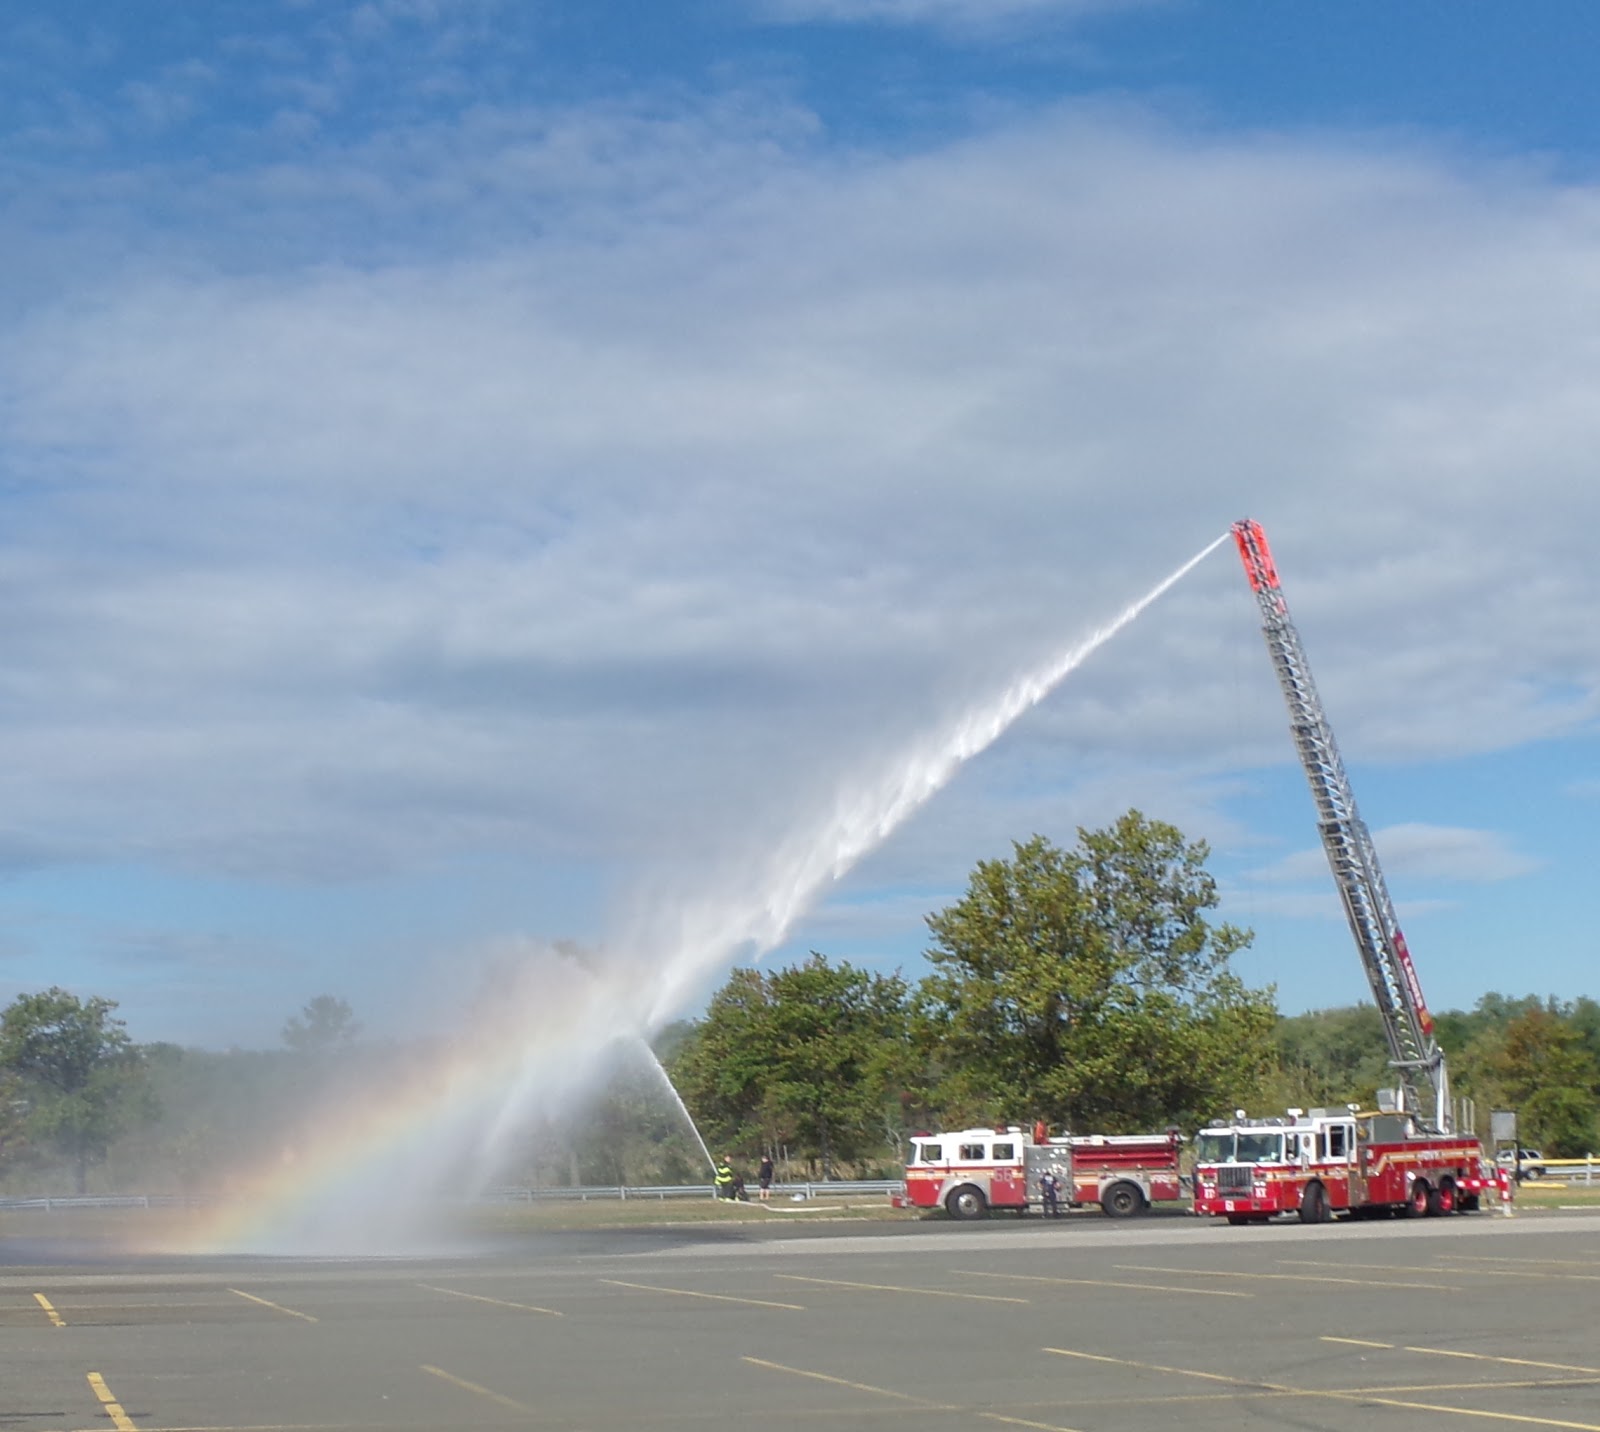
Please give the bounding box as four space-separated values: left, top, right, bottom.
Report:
2 1 1598 1049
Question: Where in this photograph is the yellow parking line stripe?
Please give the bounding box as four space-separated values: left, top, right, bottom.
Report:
229 1288 318 1323
744 1355 944 1404
33 1293 64 1327
744 1356 1084 1430
775 1274 1027 1304
416 1283 563 1316
87 1372 137 1432
420 1363 536 1414
1288 1258 1600 1283
1355 1380 1600 1396
1439 1255 1600 1268
601 1279 804 1311
1321 1337 1600 1377
979 1414 1086 1431
1047 1346 1600 1431
953 1268 1250 1299
1046 1347 1245 1386
1326 1393 1600 1429
1116 1262 1456 1291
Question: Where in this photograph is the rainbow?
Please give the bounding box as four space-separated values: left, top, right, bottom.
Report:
167 960 641 1256
151 535 1224 1257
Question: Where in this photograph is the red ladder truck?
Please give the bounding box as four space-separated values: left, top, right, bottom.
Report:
1192 520 1492 1224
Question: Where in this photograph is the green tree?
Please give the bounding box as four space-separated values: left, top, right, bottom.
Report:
669 957 912 1176
1273 1004 1391 1108
1488 1005 1599 1155
668 968 772 1156
0 1066 30 1172
761 956 911 1178
282 995 361 1056
914 813 1278 1132
0 988 151 1194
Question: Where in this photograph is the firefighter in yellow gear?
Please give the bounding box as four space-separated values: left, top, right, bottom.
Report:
714 1156 737 1200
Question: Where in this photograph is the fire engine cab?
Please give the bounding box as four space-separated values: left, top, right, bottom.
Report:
1193 1106 1492 1224
903 1125 1183 1220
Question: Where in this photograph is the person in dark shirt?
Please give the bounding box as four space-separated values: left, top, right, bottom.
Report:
1040 1169 1062 1217
758 1153 774 1201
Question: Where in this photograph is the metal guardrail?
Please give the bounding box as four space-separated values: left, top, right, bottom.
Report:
1515 1157 1600 1185
0 1181 905 1212
0 1195 211 1211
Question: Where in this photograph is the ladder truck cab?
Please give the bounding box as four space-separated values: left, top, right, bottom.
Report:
903 1124 1183 1220
1204 520 1490 1226
1193 1105 1492 1224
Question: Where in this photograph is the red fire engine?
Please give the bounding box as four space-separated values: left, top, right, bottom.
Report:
1193 1106 1492 1223
1195 521 1491 1223
903 1124 1183 1219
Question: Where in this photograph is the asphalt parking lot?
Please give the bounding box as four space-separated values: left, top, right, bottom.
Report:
5 1210 1600 1431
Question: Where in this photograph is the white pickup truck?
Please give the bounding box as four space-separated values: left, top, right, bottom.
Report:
1497 1148 1547 1179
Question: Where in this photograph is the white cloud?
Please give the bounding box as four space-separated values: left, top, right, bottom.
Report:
1247 823 1540 889
3 94 1600 1034
753 0 1156 31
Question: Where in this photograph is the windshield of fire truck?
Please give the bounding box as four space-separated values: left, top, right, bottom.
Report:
1195 1130 1282 1164
1235 1131 1283 1163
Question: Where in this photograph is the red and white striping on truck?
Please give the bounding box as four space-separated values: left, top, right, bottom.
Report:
902 1124 1183 1219
1192 1106 1494 1224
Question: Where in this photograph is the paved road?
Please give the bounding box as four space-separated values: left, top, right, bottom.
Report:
5 1210 1599 1431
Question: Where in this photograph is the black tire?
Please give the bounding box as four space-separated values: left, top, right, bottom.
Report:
1437 1177 1458 1215
1101 1182 1144 1219
945 1185 988 1221
1297 1182 1329 1224
1409 1178 1437 1218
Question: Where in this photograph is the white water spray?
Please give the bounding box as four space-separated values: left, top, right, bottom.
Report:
639 1041 717 1177
458 533 1231 1203
209 534 1228 1253
635 531 1232 1026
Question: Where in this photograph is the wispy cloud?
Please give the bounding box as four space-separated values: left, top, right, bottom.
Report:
6 107 1599 893
4 75 1598 1035
752 0 1157 32
1247 823 1540 889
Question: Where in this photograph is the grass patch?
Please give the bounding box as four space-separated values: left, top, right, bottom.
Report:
0 1194 922 1247
464 1195 918 1232
1508 1181 1600 1209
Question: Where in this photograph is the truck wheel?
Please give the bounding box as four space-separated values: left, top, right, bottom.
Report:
1297 1182 1329 1224
945 1185 988 1221
1101 1182 1143 1218
1437 1177 1457 1214
1409 1179 1436 1217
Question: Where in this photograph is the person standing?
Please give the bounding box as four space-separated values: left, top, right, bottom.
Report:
1040 1169 1061 1218
758 1153 774 1201
714 1155 736 1201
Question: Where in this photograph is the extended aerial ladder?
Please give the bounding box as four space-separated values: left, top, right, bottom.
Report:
1232 519 1453 1134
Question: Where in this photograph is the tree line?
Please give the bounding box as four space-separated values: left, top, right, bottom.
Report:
4 811 1596 1194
